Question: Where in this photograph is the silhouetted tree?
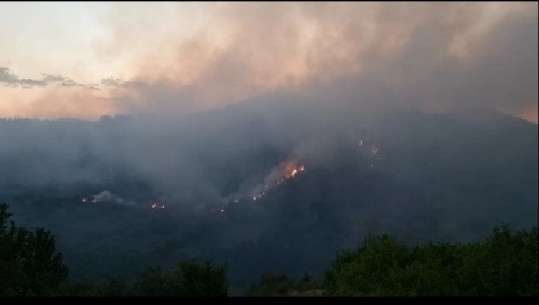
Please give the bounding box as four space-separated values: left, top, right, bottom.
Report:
246 273 294 296
93 275 132 296
324 226 538 296
174 258 228 297
0 203 68 296
133 266 177 296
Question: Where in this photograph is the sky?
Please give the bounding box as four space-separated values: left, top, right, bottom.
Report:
0 2 537 122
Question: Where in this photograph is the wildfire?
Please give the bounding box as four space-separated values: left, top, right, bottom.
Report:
218 161 308 211
81 197 100 204
356 137 383 171
252 191 266 201
284 163 306 179
150 202 165 209
248 162 306 202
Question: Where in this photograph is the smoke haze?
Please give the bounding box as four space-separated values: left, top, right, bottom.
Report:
0 2 537 294
0 2 537 121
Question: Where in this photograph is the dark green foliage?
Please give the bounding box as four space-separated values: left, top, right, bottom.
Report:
456 226 538 296
85 259 229 297
246 273 295 296
93 275 132 297
325 226 538 296
2 201 537 297
133 266 178 296
325 234 414 296
57 282 96 297
0 201 228 297
174 258 228 297
57 275 133 297
246 272 324 296
60 260 229 297
294 273 323 293
0 202 69 296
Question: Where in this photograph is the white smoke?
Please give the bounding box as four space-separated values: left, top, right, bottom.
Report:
91 190 135 207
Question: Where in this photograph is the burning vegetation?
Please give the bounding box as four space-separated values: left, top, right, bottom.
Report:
150 202 166 209
226 161 307 208
250 162 306 202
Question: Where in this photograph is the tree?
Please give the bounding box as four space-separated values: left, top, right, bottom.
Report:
93 275 132 297
133 266 178 296
325 234 412 296
0 202 69 296
456 226 538 296
324 227 538 296
246 273 295 296
174 258 228 297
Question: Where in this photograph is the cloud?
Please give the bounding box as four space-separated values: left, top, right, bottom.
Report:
1 67 46 88
0 2 537 121
43 74 69 82
18 78 47 88
97 2 537 120
0 67 20 84
1 67 100 90
101 77 124 87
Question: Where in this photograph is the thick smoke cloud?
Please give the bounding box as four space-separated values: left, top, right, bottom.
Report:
0 67 46 88
84 190 135 207
1 97 536 289
0 2 536 293
100 2 537 121
0 67 96 89
1 3 536 121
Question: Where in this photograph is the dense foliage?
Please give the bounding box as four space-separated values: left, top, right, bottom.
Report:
60 260 228 297
246 273 323 296
1 202 537 296
0 202 68 296
325 227 538 296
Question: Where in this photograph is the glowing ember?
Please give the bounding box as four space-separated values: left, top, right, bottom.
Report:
226 161 307 208
81 196 100 204
283 163 305 179
251 191 266 201
150 202 165 209
252 162 306 200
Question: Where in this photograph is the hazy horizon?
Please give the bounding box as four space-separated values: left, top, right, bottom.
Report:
0 2 537 296
0 2 537 122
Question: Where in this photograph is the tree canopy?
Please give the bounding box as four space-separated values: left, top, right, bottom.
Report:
324 226 538 296
1 202 536 297
0 202 69 296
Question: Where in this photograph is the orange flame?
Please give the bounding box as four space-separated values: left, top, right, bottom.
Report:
283 162 306 179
